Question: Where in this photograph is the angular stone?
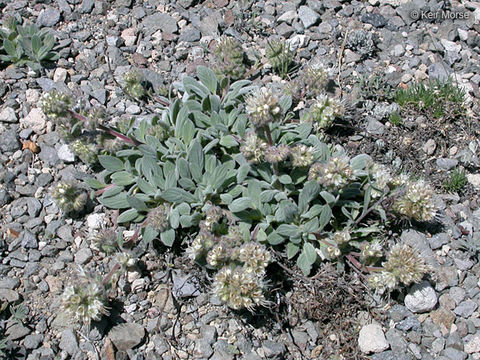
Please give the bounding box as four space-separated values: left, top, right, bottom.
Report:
37 8 61 27
298 6 320 28
430 307 455 335
0 107 17 123
142 13 177 34
465 334 480 354
358 323 389 354
59 329 78 355
109 323 145 351
454 300 478 318
22 108 46 134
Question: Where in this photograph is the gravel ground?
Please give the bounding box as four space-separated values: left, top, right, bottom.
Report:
1 0 480 359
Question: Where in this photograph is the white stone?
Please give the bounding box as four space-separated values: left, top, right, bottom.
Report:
467 174 480 190
277 10 297 24
21 108 46 134
405 281 438 313
53 68 68 83
358 323 389 354
86 213 104 230
121 28 137 47
26 89 40 104
440 39 461 53
466 335 480 353
287 34 309 51
57 144 75 163
458 28 469 41
0 107 17 123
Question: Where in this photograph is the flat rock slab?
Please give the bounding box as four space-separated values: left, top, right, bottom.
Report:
109 323 145 351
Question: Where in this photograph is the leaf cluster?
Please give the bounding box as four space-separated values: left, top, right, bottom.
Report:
0 18 59 70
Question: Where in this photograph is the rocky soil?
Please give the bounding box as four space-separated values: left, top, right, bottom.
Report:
1 0 480 359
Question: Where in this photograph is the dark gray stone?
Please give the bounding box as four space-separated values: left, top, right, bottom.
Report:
366 117 385 135
6 323 30 340
0 129 20 152
200 325 217 345
74 248 92 265
362 13 387 27
195 339 214 358
80 0 95 13
37 8 61 27
397 316 421 332
179 27 201 42
385 328 408 353
0 277 20 289
26 197 42 217
142 13 178 34
21 231 38 249
389 305 413 322
429 233 450 250
371 352 413 360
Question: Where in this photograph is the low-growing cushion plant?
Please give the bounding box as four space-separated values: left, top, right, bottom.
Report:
43 66 437 311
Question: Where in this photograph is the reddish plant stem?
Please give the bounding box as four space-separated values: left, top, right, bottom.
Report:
102 262 120 286
263 125 279 176
68 110 141 146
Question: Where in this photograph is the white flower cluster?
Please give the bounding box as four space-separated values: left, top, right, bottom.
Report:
304 94 344 130
368 243 430 294
309 156 354 189
245 87 282 127
394 180 437 221
240 132 268 164
61 280 109 326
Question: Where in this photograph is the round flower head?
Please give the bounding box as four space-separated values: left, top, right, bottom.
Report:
51 182 87 213
40 90 73 119
303 65 328 97
333 230 351 245
91 228 118 254
71 139 97 164
368 271 398 295
309 156 354 189
304 94 344 130
290 144 314 167
147 204 170 232
213 266 267 311
240 132 268 164
61 279 109 326
383 243 430 286
238 242 271 275
207 243 231 268
245 87 282 127
264 145 290 164
187 231 216 261
394 180 437 221
123 71 145 99
368 163 393 198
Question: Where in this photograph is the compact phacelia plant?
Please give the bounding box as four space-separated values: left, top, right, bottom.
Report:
45 66 437 310
213 36 246 81
61 279 109 326
51 182 88 214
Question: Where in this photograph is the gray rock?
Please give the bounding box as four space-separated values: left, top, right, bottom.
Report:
396 0 426 26
443 347 467 360
0 277 20 289
59 329 78 355
80 0 95 13
428 63 451 82
371 351 413 360
0 129 20 152
37 8 61 27
172 273 201 297
38 145 60 165
445 331 463 351
405 281 438 313
358 323 389 354
57 144 75 163
277 10 297 23
142 13 177 34
436 158 458 170
276 23 294 37
26 197 42 217
21 231 38 249
401 230 438 270
454 300 478 318
6 323 30 340
389 305 413 322
75 248 92 265
24 334 44 349
0 107 17 123
195 340 214 358
92 89 107 104
366 118 385 135
200 325 217 345
0 289 20 302
179 27 201 42
262 340 286 357
298 6 320 28
385 328 408 353
429 233 449 250
396 316 421 332
109 323 145 351
362 13 387 27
